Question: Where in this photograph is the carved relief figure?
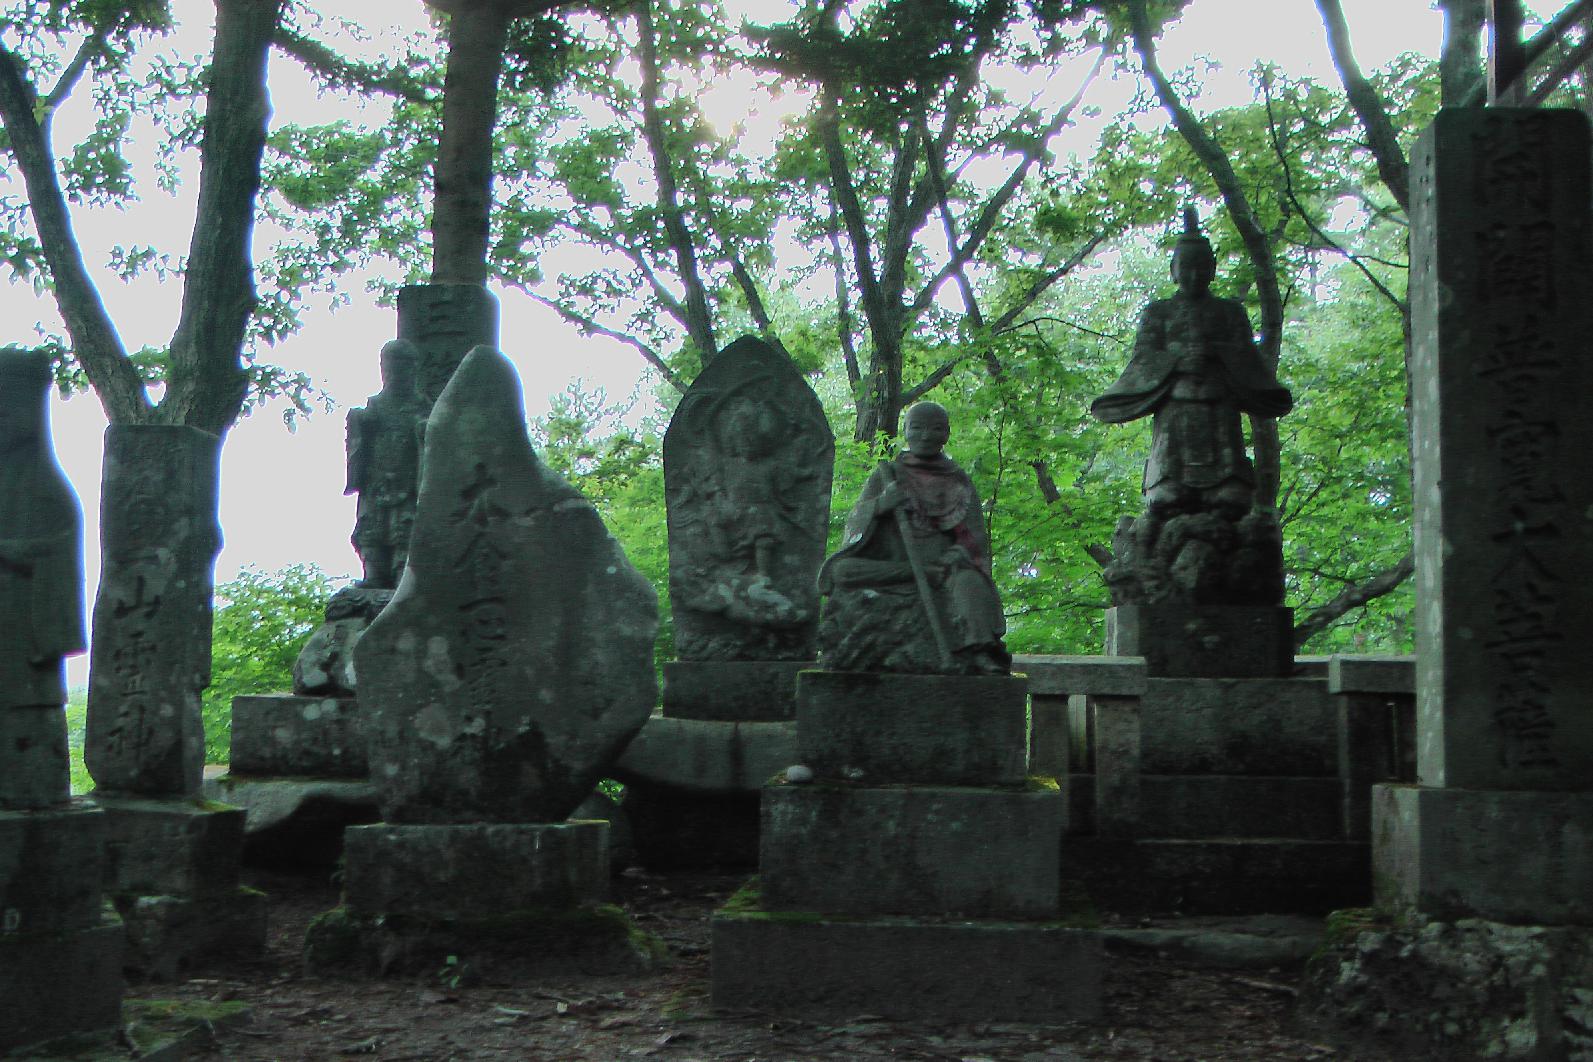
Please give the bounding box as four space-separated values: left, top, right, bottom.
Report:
0 349 85 710
1090 208 1293 606
817 401 1009 675
346 339 428 589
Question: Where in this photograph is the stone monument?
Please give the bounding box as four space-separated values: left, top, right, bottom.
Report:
615 336 831 866
0 348 124 1051
82 421 264 976
1091 208 1294 678
1298 109 1593 1059
307 345 661 976
713 402 1101 1021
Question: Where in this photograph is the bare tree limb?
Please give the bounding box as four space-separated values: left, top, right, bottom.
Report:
1292 551 1414 649
989 230 1107 333
272 25 433 104
827 199 862 389
511 282 688 392
1314 0 1410 212
43 29 106 114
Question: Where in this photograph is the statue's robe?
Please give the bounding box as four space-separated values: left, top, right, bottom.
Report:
0 436 85 708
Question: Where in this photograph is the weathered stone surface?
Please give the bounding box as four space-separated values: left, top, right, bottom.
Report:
202 775 379 869
396 282 499 408
0 348 85 810
1137 676 1336 776
342 821 608 919
0 802 107 935
817 404 1009 675
355 346 658 824
97 798 245 899
661 660 808 721
1409 109 1593 792
1092 695 1140 839
1107 604 1293 678
665 336 833 662
760 785 1063 919
1297 916 1593 1062
1337 689 1415 842
1101 913 1324 969
229 694 367 777
1027 691 1071 776
1135 775 1343 840
118 887 267 980
86 424 221 798
292 585 392 696
712 907 1102 1022
1374 784 1593 926
345 341 426 591
1326 654 1415 695
795 671 1028 786
1013 654 1149 697
613 716 796 794
0 910 124 1053
1063 837 1369 915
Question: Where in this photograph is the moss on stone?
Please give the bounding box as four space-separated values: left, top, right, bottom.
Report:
1026 775 1062 792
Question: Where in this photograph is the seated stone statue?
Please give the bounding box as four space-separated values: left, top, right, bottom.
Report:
817 401 1009 674
1090 208 1293 606
0 348 85 712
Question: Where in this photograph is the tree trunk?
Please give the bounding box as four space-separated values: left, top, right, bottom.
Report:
430 3 512 285
1440 0 1488 105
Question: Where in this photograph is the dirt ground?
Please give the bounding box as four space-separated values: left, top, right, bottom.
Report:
82 866 1400 1062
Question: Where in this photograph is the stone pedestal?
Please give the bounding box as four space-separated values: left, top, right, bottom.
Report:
712 672 1103 1022
306 820 660 978
95 797 266 978
1328 655 1415 841
661 660 808 721
396 282 499 408
1106 604 1293 678
0 802 124 1054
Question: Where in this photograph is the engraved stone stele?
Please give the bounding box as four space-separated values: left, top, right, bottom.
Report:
85 424 222 797
0 348 123 1053
396 283 499 410
354 345 659 824
1296 109 1593 1062
664 335 833 664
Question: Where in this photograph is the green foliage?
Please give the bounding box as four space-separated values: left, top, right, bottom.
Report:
203 564 339 765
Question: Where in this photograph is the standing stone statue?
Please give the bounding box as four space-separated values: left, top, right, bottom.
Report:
0 348 84 808
346 339 428 590
818 401 1009 675
1090 208 1293 606
665 336 834 661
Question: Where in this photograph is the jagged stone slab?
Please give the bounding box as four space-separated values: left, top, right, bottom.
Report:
355 346 657 823
664 336 833 663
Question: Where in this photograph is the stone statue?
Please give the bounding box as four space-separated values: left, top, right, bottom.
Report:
0 349 84 810
817 402 1009 675
1090 208 1293 606
0 348 85 712
664 336 834 661
346 339 427 589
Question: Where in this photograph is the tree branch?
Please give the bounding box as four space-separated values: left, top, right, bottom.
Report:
989 230 1107 333
1292 551 1414 649
43 29 107 116
272 25 433 104
511 282 688 392
1314 0 1410 213
827 199 862 389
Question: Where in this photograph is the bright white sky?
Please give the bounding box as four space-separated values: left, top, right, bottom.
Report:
3 0 1517 682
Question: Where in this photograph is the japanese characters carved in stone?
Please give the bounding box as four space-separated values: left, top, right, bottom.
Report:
346 339 428 590
354 345 658 824
817 402 1009 675
0 349 84 808
664 336 834 661
1090 209 1293 607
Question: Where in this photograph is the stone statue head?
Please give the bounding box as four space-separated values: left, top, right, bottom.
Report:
0 347 51 453
716 392 783 460
1171 206 1216 296
379 339 420 393
903 401 950 458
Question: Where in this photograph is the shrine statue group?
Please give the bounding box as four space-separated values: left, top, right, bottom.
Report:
813 207 1292 675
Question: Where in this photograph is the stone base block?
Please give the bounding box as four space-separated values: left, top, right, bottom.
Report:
761 785 1063 918
1136 775 1343 840
229 694 367 777
795 671 1028 785
117 885 267 980
0 910 124 1053
1063 837 1369 915
662 660 810 721
202 775 380 869
304 902 662 980
712 904 1101 1022
0 802 107 935
0 706 69 809
1374 784 1593 925
1297 914 1593 1061
1107 605 1293 678
343 821 608 920
97 797 246 897
1327 655 1416 695
1138 677 1335 775
614 716 795 794
621 780 760 869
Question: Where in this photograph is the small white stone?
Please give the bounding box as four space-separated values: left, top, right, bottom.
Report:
842 766 865 781
784 764 813 784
